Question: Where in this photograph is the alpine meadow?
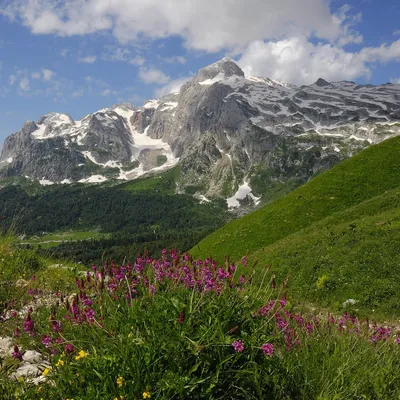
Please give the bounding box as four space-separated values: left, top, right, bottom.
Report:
1 1 400 398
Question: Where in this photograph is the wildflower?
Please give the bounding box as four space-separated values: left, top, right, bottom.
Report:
261 343 274 357
12 345 23 361
64 343 75 354
24 312 35 334
397 337 400 344
51 320 62 332
241 256 247 267
13 327 20 337
149 284 156 295
116 376 124 388
232 340 244 353
42 335 53 348
42 368 50 376
177 310 185 324
75 350 89 360
55 358 64 367
143 391 151 399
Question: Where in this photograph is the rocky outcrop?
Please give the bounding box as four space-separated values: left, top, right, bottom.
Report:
1 57 400 206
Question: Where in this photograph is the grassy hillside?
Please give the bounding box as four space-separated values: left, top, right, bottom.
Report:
250 188 400 317
191 136 400 262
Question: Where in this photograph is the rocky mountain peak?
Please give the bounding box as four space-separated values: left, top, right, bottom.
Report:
314 78 331 87
194 57 244 84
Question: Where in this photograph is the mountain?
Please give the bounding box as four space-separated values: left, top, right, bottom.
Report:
1 58 400 207
191 135 400 261
190 136 400 316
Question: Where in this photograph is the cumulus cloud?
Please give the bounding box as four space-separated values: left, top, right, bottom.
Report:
154 76 191 97
1 0 358 52
391 78 400 84
139 67 170 85
237 37 400 85
78 55 97 64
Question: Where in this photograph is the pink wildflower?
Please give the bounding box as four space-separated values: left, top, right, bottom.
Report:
232 340 245 353
261 343 274 357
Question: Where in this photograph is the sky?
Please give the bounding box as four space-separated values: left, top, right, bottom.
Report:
0 0 400 146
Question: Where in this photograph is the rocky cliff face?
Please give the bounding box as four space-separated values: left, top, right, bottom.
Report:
1 58 400 206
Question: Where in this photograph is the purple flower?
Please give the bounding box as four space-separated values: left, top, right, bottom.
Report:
64 343 75 354
82 298 93 307
51 320 62 332
149 285 156 295
241 256 247 267
232 340 244 353
12 345 23 361
42 335 53 348
24 313 35 334
85 308 95 323
397 337 400 345
261 343 274 357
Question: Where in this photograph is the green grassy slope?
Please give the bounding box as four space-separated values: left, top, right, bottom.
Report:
249 188 400 317
191 136 400 262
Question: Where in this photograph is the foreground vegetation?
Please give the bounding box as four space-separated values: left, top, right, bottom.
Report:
1 237 400 399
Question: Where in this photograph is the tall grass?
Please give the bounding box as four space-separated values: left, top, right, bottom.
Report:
1 251 400 399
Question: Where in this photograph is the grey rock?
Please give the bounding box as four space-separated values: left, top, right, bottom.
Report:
1 57 400 208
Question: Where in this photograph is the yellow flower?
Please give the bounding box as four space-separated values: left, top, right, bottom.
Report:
55 358 65 367
116 376 124 388
42 368 50 377
143 391 151 399
75 350 89 360
113 397 124 400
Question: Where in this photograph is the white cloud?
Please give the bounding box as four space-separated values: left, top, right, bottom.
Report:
19 76 30 91
130 56 145 66
78 55 97 64
237 37 400 85
154 76 191 97
2 0 358 52
41 68 55 81
31 71 41 79
390 78 400 84
100 88 114 96
8 74 16 85
139 67 170 85
102 47 130 62
159 55 187 64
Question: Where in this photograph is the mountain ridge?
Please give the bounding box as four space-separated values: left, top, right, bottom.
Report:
1 58 400 207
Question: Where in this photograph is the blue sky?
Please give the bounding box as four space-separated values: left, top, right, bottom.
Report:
0 0 400 145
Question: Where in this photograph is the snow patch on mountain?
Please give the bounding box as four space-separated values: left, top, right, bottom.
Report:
227 181 261 208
